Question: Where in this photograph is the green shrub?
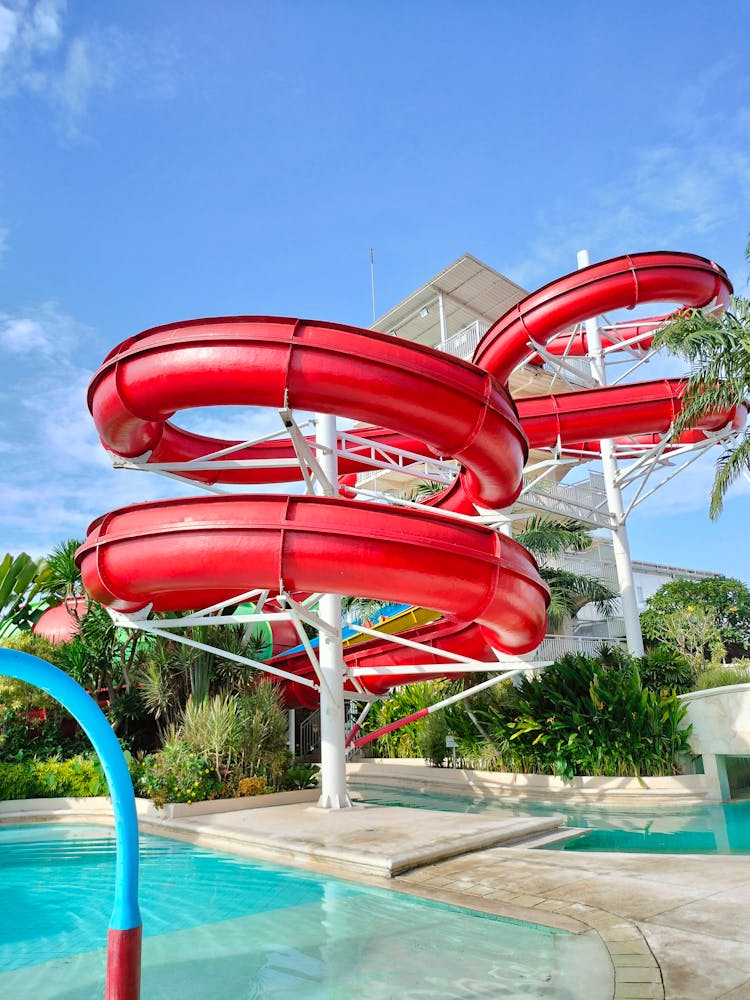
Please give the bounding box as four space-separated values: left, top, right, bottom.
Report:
0 632 65 668
235 681 289 785
417 711 449 767
638 646 696 694
360 681 449 758
138 740 221 808
0 705 90 763
696 664 750 690
0 755 106 800
280 763 319 790
505 657 691 778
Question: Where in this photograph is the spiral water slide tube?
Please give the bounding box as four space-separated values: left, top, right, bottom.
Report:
77 252 739 707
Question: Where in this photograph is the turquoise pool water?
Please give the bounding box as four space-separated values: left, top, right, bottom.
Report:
353 782 750 854
0 823 610 999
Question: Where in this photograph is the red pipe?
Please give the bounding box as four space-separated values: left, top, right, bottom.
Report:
106 927 142 1000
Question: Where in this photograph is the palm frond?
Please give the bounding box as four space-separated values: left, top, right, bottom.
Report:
709 438 750 520
516 516 594 561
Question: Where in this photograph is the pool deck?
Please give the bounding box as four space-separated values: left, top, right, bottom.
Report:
3 796 750 999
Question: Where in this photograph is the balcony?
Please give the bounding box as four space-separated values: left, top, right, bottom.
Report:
438 320 489 360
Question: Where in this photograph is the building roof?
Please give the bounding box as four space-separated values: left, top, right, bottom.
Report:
371 254 527 346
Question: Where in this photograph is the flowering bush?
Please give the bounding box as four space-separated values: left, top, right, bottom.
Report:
139 740 221 808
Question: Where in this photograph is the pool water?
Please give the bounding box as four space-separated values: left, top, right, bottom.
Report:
353 782 750 854
0 823 611 999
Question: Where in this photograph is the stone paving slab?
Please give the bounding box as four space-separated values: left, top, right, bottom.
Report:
141 801 563 878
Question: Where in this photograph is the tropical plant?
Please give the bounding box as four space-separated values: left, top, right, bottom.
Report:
0 755 107 800
505 656 691 779
638 645 696 694
180 693 243 782
280 762 319 790
359 681 449 758
0 552 50 639
442 653 692 778
653 292 750 518
417 710 449 767
235 680 290 786
515 516 618 630
41 538 85 603
647 606 725 673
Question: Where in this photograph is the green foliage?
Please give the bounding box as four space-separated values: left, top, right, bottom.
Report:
280 763 319 790
0 755 107 800
1 632 65 669
41 538 84 601
506 657 690 779
695 664 750 690
180 693 242 781
417 711 449 767
444 654 691 779
235 680 289 786
138 741 221 808
514 517 617 630
641 575 750 657
0 552 51 639
638 646 696 694
361 681 448 758
174 681 289 794
653 295 750 518
0 704 90 763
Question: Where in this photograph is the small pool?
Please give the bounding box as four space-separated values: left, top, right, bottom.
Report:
0 823 611 999
352 782 750 855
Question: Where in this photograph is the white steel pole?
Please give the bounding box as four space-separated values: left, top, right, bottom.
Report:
315 412 352 808
438 291 448 349
577 251 644 656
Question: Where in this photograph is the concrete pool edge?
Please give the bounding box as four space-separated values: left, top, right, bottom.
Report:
348 758 711 805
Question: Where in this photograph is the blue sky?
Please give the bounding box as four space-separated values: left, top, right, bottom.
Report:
1 1 750 584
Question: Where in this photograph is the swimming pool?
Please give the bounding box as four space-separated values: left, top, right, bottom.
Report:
352 782 750 855
0 822 611 999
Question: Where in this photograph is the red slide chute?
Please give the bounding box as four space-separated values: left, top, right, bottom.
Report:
77 251 738 704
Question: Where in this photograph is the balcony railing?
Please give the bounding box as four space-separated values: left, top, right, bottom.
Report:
523 633 626 663
439 320 489 360
521 477 612 528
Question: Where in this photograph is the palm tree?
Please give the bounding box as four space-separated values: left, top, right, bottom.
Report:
42 538 85 605
515 516 617 631
653 294 750 519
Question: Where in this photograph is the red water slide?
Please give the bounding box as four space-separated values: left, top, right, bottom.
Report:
77 251 738 704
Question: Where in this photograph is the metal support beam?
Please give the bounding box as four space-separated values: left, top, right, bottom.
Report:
315 413 352 808
577 249 644 657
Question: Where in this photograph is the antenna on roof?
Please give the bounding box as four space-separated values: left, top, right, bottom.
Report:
370 247 376 325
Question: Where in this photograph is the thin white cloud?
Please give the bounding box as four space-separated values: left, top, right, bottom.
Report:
0 2 178 140
506 61 750 291
0 301 80 355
